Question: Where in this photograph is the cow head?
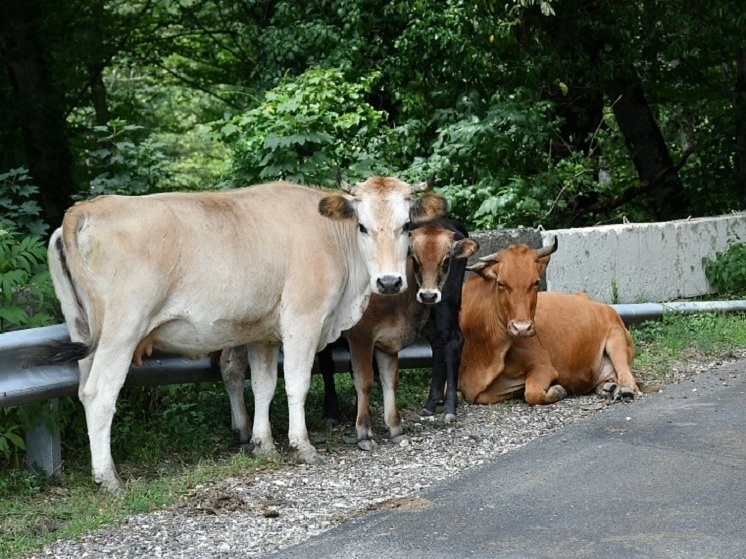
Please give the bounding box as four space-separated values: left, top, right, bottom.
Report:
467 237 558 337
410 224 479 304
318 175 448 295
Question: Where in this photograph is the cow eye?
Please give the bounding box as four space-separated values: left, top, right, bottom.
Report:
496 280 506 290
534 280 541 288
441 256 451 270
402 221 413 235
358 223 368 235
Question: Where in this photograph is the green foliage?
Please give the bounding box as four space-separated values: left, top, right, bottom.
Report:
702 237 746 296
0 172 61 470
0 229 57 333
633 312 746 374
0 169 49 237
406 92 573 229
0 424 25 462
221 68 392 187
85 120 170 198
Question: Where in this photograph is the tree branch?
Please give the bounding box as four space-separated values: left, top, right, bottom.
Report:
575 144 698 217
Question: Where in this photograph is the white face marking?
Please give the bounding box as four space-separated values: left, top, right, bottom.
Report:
354 189 411 295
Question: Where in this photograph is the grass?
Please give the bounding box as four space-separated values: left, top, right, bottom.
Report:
1 311 745 557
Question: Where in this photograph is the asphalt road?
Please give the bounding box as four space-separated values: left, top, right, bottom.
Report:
269 358 746 559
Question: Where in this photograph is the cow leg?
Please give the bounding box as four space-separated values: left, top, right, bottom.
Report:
524 367 567 405
420 318 445 418
348 336 377 450
282 335 325 465
219 345 252 449
317 345 340 426
375 349 405 444
441 329 464 423
604 325 639 398
424 305 465 423
248 342 280 459
79 343 138 493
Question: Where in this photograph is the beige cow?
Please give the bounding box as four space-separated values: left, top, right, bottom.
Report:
35 176 446 492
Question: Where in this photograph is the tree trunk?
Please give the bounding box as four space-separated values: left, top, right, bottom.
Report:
607 72 691 220
0 0 77 227
735 49 746 210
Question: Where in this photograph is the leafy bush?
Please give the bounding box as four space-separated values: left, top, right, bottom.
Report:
0 170 61 471
0 168 49 237
702 237 746 296
0 229 57 332
404 92 566 228
220 68 393 188
85 119 170 198
0 171 57 333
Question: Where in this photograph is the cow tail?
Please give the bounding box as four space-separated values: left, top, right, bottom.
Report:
34 209 102 365
24 339 95 366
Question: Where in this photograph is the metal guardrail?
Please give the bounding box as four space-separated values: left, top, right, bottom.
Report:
3 300 746 477
0 323 433 477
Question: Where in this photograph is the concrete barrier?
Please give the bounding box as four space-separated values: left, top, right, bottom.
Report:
538 212 746 303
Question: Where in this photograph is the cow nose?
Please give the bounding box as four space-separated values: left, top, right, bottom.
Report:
417 290 440 304
508 320 535 337
376 275 404 294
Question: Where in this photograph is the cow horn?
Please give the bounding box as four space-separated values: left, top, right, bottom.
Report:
536 236 559 259
410 173 435 194
336 168 355 194
467 253 498 272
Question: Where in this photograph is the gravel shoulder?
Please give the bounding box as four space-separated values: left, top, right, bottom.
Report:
31 351 742 559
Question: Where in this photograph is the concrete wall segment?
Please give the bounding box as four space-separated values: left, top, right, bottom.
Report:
469 212 746 304
536 212 746 303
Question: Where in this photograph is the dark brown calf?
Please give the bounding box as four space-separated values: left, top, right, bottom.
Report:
346 219 478 450
458 238 639 406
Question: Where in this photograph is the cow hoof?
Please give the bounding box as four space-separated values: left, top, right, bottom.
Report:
239 441 255 454
615 386 636 401
295 449 324 465
598 382 618 399
252 442 279 460
419 407 435 417
390 433 407 445
324 417 339 428
95 474 125 494
442 413 457 424
357 438 378 451
547 385 567 403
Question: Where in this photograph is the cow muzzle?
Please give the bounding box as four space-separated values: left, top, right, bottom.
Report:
508 319 536 338
375 275 405 295
417 289 441 305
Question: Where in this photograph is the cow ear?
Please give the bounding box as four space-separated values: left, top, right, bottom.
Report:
535 236 557 273
319 194 356 220
453 238 479 260
410 193 448 223
536 254 552 274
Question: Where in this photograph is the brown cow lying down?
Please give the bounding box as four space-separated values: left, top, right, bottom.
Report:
458 238 640 406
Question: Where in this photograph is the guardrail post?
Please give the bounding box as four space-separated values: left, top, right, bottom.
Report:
24 398 62 478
